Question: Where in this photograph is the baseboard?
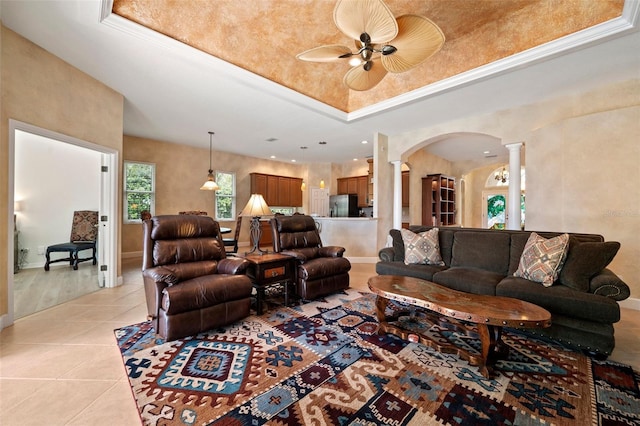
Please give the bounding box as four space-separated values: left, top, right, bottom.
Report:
619 297 640 311
345 257 378 264
0 313 9 331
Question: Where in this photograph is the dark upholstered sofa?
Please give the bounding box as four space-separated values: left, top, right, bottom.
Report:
376 226 630 356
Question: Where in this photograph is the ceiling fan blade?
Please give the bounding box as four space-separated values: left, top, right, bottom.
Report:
296 45 353 62
381 14 445 73
334 0 398 44
343 58 388 91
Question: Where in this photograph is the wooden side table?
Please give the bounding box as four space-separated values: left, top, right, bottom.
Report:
241 253 296 315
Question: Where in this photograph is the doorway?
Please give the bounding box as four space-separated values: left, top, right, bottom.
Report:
482 190 525 229
6 120 118 326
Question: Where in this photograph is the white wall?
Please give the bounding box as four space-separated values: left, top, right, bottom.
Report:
14 130 101 268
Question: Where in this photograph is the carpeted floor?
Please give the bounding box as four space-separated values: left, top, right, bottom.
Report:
114 290 640 425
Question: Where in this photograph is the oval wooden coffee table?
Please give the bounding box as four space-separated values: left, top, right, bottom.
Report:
368 275 551 378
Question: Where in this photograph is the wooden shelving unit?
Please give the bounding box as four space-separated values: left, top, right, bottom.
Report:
422 174 456 226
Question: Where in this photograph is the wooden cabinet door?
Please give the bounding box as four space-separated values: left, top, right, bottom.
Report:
357 176 368 207
251 173 268 199
337 178 348 195
347 177 358 194
290 178 303 207
402 171 410 207
277 177 291 206
266 175 279 206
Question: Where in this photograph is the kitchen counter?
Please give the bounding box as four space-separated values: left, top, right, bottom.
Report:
312 217 378 259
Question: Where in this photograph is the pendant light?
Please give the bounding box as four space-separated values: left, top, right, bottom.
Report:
200 131 220 191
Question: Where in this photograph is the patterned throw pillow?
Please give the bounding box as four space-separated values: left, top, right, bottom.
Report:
514 232 570 286
401 228 445 266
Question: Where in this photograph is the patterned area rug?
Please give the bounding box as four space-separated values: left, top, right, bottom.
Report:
114 290 640 425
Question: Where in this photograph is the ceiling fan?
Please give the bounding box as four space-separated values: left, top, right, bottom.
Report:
296 0 445 91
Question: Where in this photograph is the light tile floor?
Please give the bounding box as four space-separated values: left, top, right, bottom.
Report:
1 259 638 425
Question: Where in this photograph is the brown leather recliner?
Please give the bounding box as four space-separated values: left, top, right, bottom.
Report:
142 215 253 340
270 214 351 300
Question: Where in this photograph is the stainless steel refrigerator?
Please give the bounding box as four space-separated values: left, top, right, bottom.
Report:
329 194 359 217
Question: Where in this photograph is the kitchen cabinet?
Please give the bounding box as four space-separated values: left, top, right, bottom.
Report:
250 173 303 207
337 175 369 207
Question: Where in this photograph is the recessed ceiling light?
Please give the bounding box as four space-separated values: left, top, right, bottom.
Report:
270 155 276 159
353 158 358 161
291 159 296 162
361 140 368 144
483 150 490 154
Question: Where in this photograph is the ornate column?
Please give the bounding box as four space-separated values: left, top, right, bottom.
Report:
506 142 523 230
392 160 402 230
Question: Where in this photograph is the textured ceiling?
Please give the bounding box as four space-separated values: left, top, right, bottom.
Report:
112 0 623 113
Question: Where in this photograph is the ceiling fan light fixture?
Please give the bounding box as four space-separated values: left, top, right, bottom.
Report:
348 57 362 66
297 0 444 91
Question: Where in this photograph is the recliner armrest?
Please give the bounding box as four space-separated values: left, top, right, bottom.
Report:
218 257 250 275
143 266 179 286
281 250 308 262
319 246 345 258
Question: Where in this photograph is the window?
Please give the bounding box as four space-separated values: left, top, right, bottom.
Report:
124 161 155 223
215 171 236 220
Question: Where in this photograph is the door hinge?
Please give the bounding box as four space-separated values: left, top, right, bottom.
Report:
101 166 108 172
100 265 108 271
101 215 108 222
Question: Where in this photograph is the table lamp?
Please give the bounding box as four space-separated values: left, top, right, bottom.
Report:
240 194 271 255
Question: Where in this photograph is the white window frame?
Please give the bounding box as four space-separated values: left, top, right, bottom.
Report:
123 161 156 224
215 170 236 220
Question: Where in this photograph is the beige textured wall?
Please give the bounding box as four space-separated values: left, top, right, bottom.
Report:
1 27 124 317
122 135 306 253
527 106 640 289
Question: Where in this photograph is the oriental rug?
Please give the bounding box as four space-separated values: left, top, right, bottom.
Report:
114 290 639 425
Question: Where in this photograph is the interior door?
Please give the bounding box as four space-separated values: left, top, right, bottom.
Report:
482 190 525 229
311 188 329 217
483 190 507 229
99 152 117 288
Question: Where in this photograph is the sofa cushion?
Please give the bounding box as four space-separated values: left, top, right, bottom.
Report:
432 267 503 295
497 276 620 324
400 228 444 266
375 261 446 281
450 231 511 275
514 232 569 286
559 239 620 292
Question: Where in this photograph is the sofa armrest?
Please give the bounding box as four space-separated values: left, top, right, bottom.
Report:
379 247 396 262
319 246 345 258
590 268 631 301
218 257 250 275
